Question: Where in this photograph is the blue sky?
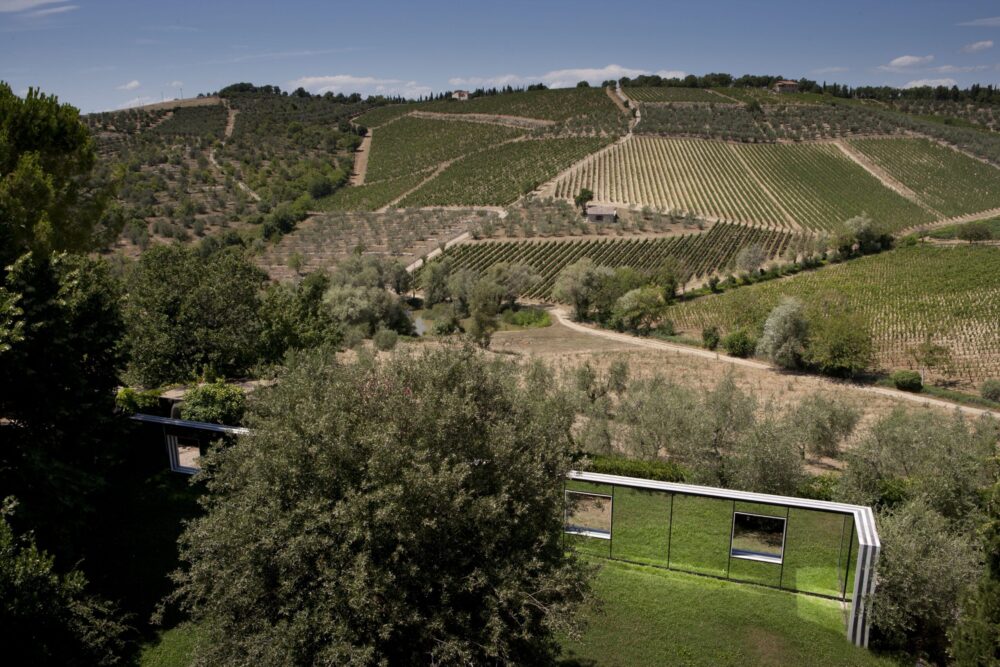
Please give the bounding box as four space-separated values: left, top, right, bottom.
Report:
3 0 1000 113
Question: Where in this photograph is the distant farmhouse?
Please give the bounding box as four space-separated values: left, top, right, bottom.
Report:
773 80 799 94
586 204 618 223
452 89 470 101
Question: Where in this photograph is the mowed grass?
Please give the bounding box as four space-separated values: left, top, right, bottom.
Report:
560 559 895 667
140 625 203 667
849 138 1000 217
668 244 1000 388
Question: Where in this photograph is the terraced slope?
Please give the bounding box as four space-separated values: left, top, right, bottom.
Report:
624 87 725 103
668 245 1000 388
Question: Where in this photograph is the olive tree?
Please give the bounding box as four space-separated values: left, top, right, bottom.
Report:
169 348 591 666
756 297 808 369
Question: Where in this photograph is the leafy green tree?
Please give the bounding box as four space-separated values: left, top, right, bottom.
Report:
957 221 992 243
0 499 129 666
611 287 663 334
421 257 452 307
734 243 767 274
466 277 504 348
870 499 980 660
756 297 808 369
169 348 591 665
0 253 126 562
124 245 267 386
552 258 614 321
721 328 755 358
574 188 594 211
486 262 538 310
803 295 873 377
951 477 1000 666
179 382 247 425
783 394 859 459
259 271 343 364
0 83 119 270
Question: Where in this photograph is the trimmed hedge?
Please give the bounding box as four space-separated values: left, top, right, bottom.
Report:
586 455 686 483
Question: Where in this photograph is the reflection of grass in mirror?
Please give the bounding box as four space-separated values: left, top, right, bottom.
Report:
563 482 856 598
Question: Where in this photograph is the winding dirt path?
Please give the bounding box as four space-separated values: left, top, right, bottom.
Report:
350 130 372 186
209 101 260 202
549 308 1000 419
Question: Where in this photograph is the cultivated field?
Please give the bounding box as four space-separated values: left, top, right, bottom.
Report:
849 137 1000 217
668 244 1000 388
552 136 932 231
624 86 726 103
419 87 620 122
364 116 523 182
433 222 799 297
398 137 611 207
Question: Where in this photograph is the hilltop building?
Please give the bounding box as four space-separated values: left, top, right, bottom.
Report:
773 80 799 94
452 90 469 101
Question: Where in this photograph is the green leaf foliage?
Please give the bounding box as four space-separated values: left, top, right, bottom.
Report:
170 347 592 665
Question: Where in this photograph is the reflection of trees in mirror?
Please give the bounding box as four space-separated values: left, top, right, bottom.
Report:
565 491 612 537
731 512 786 561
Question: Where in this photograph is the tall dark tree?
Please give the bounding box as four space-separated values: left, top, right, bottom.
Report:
169 347 592 665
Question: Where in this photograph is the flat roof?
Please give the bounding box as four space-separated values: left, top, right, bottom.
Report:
586 205 617 215
130 413 249 435
568 470 879 548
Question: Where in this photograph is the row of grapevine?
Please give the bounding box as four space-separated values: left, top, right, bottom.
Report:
668 245 1000 388
848 138 1000 217
434 222 797 299
624 87 725 103
552 136 935 232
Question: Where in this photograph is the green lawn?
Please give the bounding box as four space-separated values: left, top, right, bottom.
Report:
560 559 896 667
139 624 202 667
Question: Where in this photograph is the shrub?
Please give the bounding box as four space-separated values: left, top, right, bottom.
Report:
756 297 808 369
115 387 161 414
178 381 246 425
722 329 755 358
500 307 551 328
373 328 398 352
982 379 1000 403
890 370 923 392
586 454 686 482
701 326 720 350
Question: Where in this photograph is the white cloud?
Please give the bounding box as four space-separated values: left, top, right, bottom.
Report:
811 66 849 75
289 74 432 99
904 78 958 89
449 64 687 90
878 54 934 71
169 80 183 88
963 40 994 53
28 3 75 16
958 17 1000 27
0 0 66 11
116 79 140 91
928 64 990 73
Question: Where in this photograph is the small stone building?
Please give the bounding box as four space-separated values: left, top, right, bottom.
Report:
452 90 469 101
773 80 799 94
586 204 618 223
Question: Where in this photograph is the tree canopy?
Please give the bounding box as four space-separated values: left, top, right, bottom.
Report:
169 347 591 665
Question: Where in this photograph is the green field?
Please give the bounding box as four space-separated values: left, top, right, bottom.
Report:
432 223 798 297
562 560 893 667
399 136 610 206
625 86 726 103
353 104 414 128
668 244 1000 388
928 216 1000 240
321 171 428 211
365 116 523 182
849 138 1000 217
553 137 932 231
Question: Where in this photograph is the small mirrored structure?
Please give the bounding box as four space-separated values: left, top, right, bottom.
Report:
730 512 786 564
564 490 612 539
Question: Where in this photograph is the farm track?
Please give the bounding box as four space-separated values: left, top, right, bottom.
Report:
377 161 454 212
833 140 941 217
350 129 372 186
209 101 260 201
550 308 1000 420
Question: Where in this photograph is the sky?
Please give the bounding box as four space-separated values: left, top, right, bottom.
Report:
3 0 1000 113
